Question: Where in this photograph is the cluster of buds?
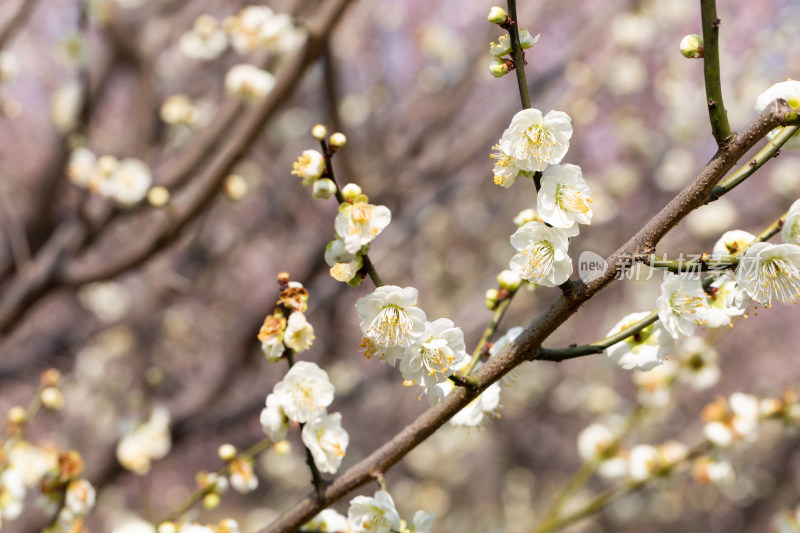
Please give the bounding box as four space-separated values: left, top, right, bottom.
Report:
66 147 154 206
291 123 347 199
258 273 315 362
39 451 97 528
196 470 229 510
485 269 524 309
487 6 540 78
217 444 259 494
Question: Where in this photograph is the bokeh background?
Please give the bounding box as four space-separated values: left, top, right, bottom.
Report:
1 0 800 531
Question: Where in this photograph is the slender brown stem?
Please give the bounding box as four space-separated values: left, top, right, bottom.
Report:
506 0 531 109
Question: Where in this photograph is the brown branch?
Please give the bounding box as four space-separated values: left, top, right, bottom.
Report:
56 0 356 286
258 99 795 533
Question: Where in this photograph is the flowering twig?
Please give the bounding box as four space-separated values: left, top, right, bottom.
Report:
711 125 800 200
505 0 531 110
700 0 733 145
159 438 274 523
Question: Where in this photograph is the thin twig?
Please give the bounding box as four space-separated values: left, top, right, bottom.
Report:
506 0 531 109
700 0 733 145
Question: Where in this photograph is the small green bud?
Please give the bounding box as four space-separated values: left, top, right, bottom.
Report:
485 288 499 309
329 132 347 149
497 270 522 292
203 492 221 509
311 124 327 140
218 444 237 462
348 274 363 287
341 183 362 199
679 34 704 59
487 6 507 24
489 57 511 78
312 178 337 199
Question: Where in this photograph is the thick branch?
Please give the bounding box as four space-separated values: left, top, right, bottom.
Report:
259 100 793 533
700 0 732 144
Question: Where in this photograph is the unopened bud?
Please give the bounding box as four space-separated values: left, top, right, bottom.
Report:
8 406 26 425
218 444 237 462
487 6 507 24
224 174 248 200
680 34 704 59
513 208 537 227
147 186 170 207
311 124 327 140
157 523 177 533
341 183 362 199
312 178 337 199
273 440 292 455
489 57 511 78
40 387 65 411
329 132 347 149
485 288 499 309
497 270 522 292
203 492 221 509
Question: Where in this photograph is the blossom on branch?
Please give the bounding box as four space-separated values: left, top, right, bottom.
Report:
499 108 573 172
537 163 593 229
755 80 800 150
272 361 334 423
224 64 275 102
399 318 468 391
605 311 674 371
782 199 800 245
347 490 401 533
334 197 392 255
356 286 427 364
509 221 573 287
656 273 716 338
301 411 350 474
735 242 800 306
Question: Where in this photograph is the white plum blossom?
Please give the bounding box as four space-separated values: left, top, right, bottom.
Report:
356 286 427 364
489 144 523 187
633 359 678 407
325 238 362 283
410 511 436 533
399 318 468 390
273 361 335 423
0 51 19 83
225 64 275 102
160 94 198 126
258 313 286 362
51 81 82 132
301 412 350 474
489 28 540 56
347 490 401 533
427 363 502 427
334 200 392 255
283 312 315 352
537 164 593 228
712 229 756 257
509 221 573 286
605 311 674 371
116 406 172 474
499 108 573 172
304 509 350 532
66 147 97 188
656 273 715 338
735 242 800 306
628 444 661 481
706 273 748 326
179 15 228 60
676 336 720 390
229 458 258 494
0 468 25 524
782 199 800 245
99 158 153 206
489 326 524 357
64 479 96 517
577 423 616 462
692 457 735 486
702 393 761 447
291 150 326 185
224 6 303 55
260 393 289 441
755 80 800 150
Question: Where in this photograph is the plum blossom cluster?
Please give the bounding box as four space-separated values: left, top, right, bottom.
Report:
487 9 539 79
116 406 172 475
304 490 435 533
258 275 314 362
66 148 154 206
355 286 473 397
260 361 349 474
179 6 305 61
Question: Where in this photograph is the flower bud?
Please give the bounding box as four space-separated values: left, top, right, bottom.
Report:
489 57 510 78
40 387 65 411
497 269 523 291
312 178 337 199
679 34 704 59
203 492 221 509
513 208 537 227
224 174 248 200
341 183 362 199
329 132 347 149
41 368 62 387
487 6 507 24
8 406 26 425
218 444 237 462
311 124 327 140
147 186 170 207
274 440 292 455
485 288 499 309
518 29 540 49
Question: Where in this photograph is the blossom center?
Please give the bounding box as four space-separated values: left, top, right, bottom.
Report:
514 124 556 165
756 257 800 305
367 304 414 347
556 184 592 214
420 337 455 375
520 241 555 283
669 290 707 322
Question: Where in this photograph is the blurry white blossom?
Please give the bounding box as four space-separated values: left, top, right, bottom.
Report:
0 469 25 524
225 64 275 102
179 15 228 60
577 423 616 462
51 81 83 133
301 412 350 474
160 94 199 126
99 158 153 206
304 509 350 532
78 281 131 323
229 458 258 494
117 406 172 474
260 393 289 442
0 51 19 83
605 312 674 371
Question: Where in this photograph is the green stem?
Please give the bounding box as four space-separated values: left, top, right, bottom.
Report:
711 125 800 199
700 0 733 145
506 0 531 109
